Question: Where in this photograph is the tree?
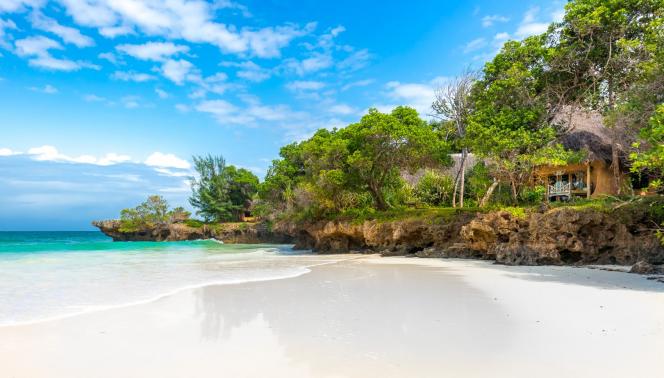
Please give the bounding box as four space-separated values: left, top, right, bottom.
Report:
553 0 664 193
432 70 477 208
467 36 558 203
189 155 259 222
225 166 260 221
339 107 450 210
258 107 450 215
119 195 188 232
631 104 664 188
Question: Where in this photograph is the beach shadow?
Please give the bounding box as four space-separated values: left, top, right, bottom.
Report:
474 262 664 293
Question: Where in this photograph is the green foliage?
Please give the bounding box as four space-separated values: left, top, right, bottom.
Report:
520 185 547 205
258 107 451 218
184 219 205 228
189 155 259 222
466 163 492 204
631 104 664 188
413 170 454 207
252 0 664 225
119 195 189 232
501 206 527 219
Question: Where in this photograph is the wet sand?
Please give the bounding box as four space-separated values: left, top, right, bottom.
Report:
1 256 663 378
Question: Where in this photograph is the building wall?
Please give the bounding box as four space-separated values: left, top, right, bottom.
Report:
590 160 629 197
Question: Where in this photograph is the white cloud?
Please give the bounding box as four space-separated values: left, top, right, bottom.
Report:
120 95 141 109
98 51 119 64
481 14 509 28
30 11 95 47
98 24 133 38
463 37 487 53
144 152 191 169
0 147 19 156
97 153 132 166
175 103 190 112
341 79 373 91
161 58 194 85
196 98 305 126
53 0 312 58
116 41 189 62
14 35 98 71
0 18 17 49
212 0 252 18
515 7 550 38
286 80 325 91
283 52 333 76
494 32 510 42
312 25 345 50
378 77 449 117
82 93 106 102
155 88 169 99
221 60 271 82
14 35 59 56
111 70 156 82
328 103 356 115
242 23 316 58
337 48 370 71
28 84 58 94
0 0 41 13
26 145 131 166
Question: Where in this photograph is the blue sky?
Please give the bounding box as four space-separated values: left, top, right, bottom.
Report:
0 0 564 230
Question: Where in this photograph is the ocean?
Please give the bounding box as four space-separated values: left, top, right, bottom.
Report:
0 231 345 326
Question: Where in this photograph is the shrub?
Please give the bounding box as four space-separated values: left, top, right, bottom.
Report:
413 170 454 207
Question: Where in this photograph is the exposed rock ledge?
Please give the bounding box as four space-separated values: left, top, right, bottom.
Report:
275 207 664 267
92 220 292 244
94 206 664 268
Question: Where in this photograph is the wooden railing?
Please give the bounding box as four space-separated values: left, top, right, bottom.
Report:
548 182 571 197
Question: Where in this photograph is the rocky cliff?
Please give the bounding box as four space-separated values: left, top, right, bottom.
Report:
275 206 664 267
93 204 664 268
92 220 292 244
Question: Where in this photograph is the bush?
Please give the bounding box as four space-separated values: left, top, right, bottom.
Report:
520 185 546 204
118 196 193 232
184 219 205 228
119 195 170 232
466 163 492 204
413 170 454 207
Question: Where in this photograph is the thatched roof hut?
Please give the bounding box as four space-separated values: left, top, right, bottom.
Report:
555 109 624 165
538 109 630 199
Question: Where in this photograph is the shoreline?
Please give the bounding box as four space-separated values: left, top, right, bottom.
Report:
2 256 663 377
0 252 365 328
3 255 661 329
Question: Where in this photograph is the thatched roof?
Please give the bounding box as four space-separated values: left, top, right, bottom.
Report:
401 153 478 185
554 109 618 163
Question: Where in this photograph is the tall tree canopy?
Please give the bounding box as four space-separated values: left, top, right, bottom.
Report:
189 155 259 222
258 107 450 216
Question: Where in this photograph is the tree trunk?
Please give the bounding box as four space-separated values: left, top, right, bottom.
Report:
452 174 459 208
611 143 621 195
459 148 467 208
507 173 518 204
369 184 388 211
480 179 498 208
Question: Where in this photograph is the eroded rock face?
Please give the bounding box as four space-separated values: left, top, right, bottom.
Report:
92 220 292 244
281 206 664 267
95 205 664 268
460 208 664 266
280 213 477 256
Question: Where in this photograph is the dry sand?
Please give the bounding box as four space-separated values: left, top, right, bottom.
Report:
1 256 663 378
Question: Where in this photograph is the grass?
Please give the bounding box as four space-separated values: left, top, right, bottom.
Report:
329 206 485 225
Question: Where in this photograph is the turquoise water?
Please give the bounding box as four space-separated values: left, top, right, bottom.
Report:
0 232 342 325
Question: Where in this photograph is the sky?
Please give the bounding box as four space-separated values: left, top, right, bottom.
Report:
0 0 565 230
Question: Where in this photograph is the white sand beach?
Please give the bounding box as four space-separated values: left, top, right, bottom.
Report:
1 256 663 378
